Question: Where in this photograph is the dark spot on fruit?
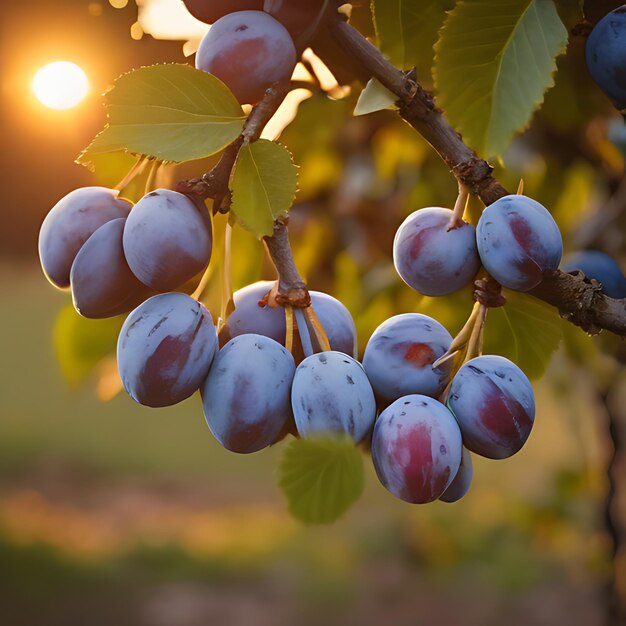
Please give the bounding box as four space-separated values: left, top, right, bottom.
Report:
440 444 447 454
318 354 327 364
346 375 354 385
236 24 248 32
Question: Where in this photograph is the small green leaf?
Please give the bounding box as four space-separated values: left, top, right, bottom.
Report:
230 140 298 238
277 435 364 525
78 64 246 167
434 0 568 158
53 304 124 385
354 78 398 116
483 290 563 379
372 0 454 85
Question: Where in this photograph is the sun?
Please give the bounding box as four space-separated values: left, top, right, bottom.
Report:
32 61 90 110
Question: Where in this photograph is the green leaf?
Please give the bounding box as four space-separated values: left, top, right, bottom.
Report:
354 78 398 116
277 435 365 525
434 0 569 158
372 0 455 85
230 140 298 238
78 64 246 167
482 291 563 379
53 304 124 385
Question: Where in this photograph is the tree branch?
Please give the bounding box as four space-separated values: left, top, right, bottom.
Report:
177 81 309 305
325 14 626 337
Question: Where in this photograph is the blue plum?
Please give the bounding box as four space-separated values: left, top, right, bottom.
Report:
123 189 212 292
70 218 149 319
363 313 453 403
562 250 626 299
39 187 132 289
117 293 218 407
439 446 473 503
223 281 357 358
195 10 297 104
586 7 626 110
476 195 563 291
201 334 296 453
291 351 376 442
447 355 535 460
371 395 462 504
393 207 480 296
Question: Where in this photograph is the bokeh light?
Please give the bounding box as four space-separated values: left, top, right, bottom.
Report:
32 61 90 110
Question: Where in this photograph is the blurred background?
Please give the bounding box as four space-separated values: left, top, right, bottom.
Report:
1 1 626 625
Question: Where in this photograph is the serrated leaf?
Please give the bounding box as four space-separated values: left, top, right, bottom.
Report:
53 304 124 385
354 78 398 116
372 0 455 85
78 64 246 167
277 435 364 525
434 0 568 158
482 290 563 379
230 140 298 238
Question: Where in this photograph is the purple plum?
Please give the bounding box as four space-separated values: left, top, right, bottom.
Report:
117 292 218 407
447 355 535 459
363 313 453 403
39 187 132 289
70 218 150 319
291 351 376 442
371 395 463 504
201 333 296 453
476 195 563 291
123 189 212 292
439 446 473 503
393 207 480 296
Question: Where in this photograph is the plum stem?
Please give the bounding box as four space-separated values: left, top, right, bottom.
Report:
305 306 332 352
285 305 295 353
448 182 470 230
115 156 147 193
218 221 235 331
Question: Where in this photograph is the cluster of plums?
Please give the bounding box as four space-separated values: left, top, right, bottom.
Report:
393 194 564 296
393 192 625 301
38 186 213 319
38 179 625 507
187 0 326 105
115 279 537 505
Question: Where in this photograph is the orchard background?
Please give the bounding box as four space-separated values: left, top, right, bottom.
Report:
1 0 626 624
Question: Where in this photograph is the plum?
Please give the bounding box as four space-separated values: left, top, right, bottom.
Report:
586 7 626 110
123 189 212 292
363 313 453 403
70 218 149 319
371 395 463 504
117 292 218 407
393 207 480 296
222 281 357 358
38 186 132 289
195 10 297 104
476 195 562 291
562 250 626 299
263 0 326 44
181 0 263 24
291 351 376 442
202 333 296 453
439 446 473 503
447 355 535 459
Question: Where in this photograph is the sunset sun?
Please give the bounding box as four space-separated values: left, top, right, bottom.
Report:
32 61 89 110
